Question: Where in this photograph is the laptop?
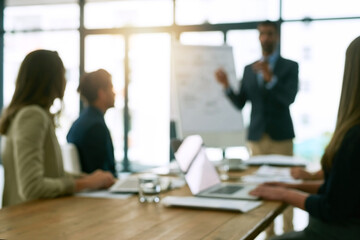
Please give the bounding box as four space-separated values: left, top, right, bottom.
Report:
173 135 258 200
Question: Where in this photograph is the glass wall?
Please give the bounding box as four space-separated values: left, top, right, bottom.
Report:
84 35 125 166
128 33 171 167
85 0 173 28
179 31 224 46
3 3 80 145
282 0 360 19
282 20 360 161
4 3 79 31
3 0 360 171
4 31 80 144
225 29 260 151
176 0 279 25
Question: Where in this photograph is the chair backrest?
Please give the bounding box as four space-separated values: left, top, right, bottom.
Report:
61 143 82 174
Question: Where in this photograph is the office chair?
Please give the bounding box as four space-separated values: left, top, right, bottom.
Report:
61 143 82 174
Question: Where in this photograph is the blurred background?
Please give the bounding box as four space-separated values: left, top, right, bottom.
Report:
1 0 360 173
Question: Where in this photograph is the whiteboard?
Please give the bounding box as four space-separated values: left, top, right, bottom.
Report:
172 44 246 148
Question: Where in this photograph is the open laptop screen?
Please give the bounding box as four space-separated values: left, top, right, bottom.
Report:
175 135 220 195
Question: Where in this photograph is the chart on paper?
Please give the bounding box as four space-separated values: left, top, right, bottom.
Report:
172 44 246 148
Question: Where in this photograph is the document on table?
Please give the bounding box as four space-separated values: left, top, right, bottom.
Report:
149 161 182 175
161 196 262 213
242 165 302 184
245 154 307 167
76 190 133 199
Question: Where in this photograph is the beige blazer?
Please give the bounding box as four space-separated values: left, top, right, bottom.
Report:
2 105 75 207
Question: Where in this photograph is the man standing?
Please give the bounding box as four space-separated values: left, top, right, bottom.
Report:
67 69 117 177
215 20 298 157
215 20 299 236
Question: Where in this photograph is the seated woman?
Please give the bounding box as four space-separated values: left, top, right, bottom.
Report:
250 36 360 239
0 49 115 207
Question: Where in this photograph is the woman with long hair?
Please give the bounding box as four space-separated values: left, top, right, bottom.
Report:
0 50 115 207
250 36 360 239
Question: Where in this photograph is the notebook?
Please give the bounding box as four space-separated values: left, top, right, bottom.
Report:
161 196 262 212
245 154 307 167
108 175 140 193
174 135 258 200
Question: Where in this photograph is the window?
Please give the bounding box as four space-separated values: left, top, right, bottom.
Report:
180 31 224 46
4 31 80 144
226 29 260 129
282 20 360 161
128 33 171 166
3 0 360 169
4 3 80 144
176 0 279 25
282 0 360 20
85 0 173 28
85 35 125 164
5 4 79 31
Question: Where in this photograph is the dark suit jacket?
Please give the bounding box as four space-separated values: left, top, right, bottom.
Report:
227 56 299 141
67 106 117 177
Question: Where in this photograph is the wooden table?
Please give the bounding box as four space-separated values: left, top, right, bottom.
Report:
0 167 287 240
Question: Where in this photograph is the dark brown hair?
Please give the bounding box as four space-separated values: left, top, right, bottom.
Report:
0 49 66 134
257 20 279 34
321 36 360 170
77 69 112 105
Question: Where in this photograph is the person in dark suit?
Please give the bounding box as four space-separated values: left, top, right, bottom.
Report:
67 69 117 177
215 20 298 156
215 20 299 237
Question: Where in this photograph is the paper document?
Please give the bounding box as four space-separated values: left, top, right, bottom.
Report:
161 196 262 212
245 154 307 167
150 161 182 175
242 165 302 184
109 175 186 193
76 190 133 199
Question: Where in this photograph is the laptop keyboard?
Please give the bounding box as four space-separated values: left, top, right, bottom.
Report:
209 185 243 194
